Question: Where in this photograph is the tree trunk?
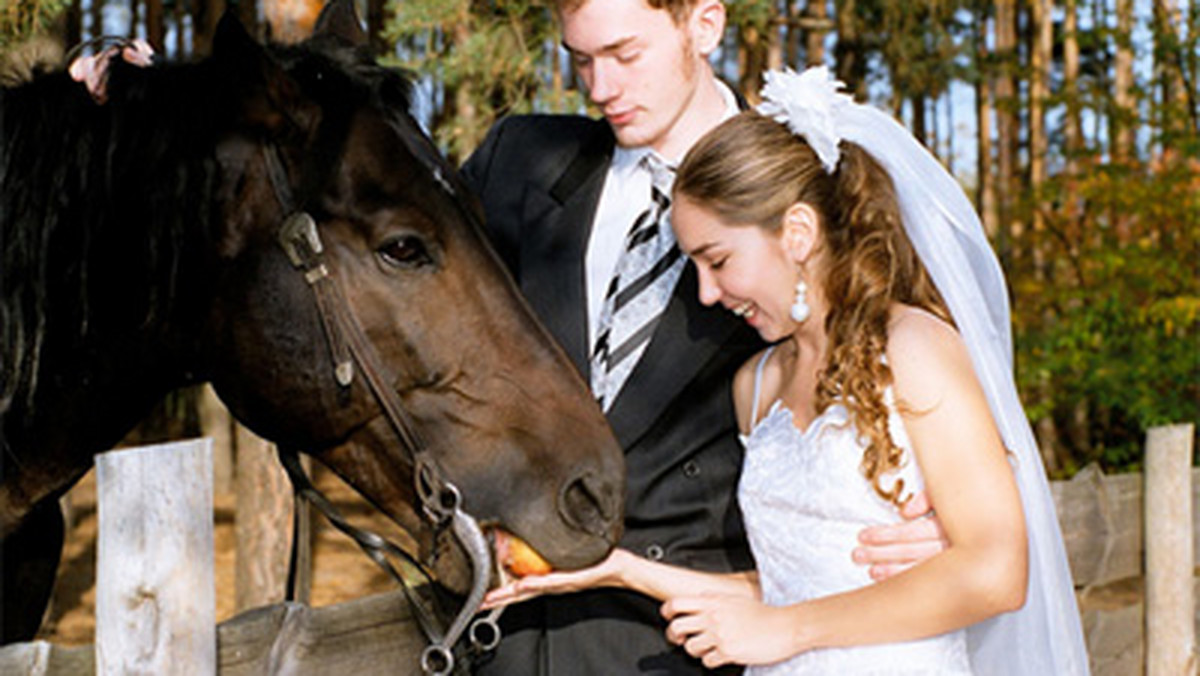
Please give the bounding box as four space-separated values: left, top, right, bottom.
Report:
804 0 827 66
1063 0 1083 158
1112 0 1135 161
1153 0 1192 146
1062 0 1083 287
1028 0 1051 242
173 0 185 57
785 0 801 69
911 94 927 149
834 0 866 98
738 22 769 104
145 0 166 56
367 0 387 55
974 10 993 237
238 0 260 42
447 20 476 164
64 0 81 51
1030 0 1062 476
90 0 103 45
128 0 140 40
993 0 1019 268
192 0 225 57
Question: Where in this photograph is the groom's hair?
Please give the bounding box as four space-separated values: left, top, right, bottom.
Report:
553 0 702 25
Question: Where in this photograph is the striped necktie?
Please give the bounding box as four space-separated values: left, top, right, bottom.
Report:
590 155 686 411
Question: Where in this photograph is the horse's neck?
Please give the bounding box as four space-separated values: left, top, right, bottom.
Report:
1 72 210 473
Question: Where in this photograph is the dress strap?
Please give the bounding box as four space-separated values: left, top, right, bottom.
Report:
749 345 777 429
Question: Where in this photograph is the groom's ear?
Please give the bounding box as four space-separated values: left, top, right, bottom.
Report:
688 0 726 58
781 201 820 263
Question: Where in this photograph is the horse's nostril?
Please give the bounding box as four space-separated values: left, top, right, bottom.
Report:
560 472 616 538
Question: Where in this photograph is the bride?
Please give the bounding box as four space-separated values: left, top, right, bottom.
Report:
485 67 1089 675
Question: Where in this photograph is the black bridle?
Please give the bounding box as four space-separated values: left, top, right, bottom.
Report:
262 140 502 675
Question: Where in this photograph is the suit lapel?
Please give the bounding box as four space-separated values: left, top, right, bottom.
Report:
518 124 614 374
606 89 752 447
605 265 742 450
516 114 748 452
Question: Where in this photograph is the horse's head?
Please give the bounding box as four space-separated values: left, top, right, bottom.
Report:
196 5 623 590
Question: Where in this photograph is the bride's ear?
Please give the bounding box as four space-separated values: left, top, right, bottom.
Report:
781 201 820 264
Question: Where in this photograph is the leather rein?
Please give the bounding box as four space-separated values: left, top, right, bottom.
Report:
262 141 502 675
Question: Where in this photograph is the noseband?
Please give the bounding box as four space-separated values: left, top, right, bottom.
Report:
262 140 501 675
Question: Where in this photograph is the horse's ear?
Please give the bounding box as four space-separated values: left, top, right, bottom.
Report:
212 10 312 134
213 9 259 58
312 0 367 47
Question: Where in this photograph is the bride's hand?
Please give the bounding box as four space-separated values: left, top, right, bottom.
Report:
68 39 155 103
662 594 801 668
482 548 632 610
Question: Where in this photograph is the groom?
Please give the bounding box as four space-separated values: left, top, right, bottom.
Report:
462 0 945 674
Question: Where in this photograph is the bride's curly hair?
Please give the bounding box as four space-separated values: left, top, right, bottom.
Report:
675 112 952 506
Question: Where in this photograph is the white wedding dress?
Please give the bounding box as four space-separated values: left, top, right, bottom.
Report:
738 346 972 675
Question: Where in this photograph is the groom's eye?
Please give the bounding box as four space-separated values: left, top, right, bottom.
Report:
616 49 641 64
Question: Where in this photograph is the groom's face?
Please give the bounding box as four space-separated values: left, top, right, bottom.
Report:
560 0 716 156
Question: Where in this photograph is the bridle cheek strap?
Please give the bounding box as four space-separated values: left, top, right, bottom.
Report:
264 142 501 675
279 212 354 387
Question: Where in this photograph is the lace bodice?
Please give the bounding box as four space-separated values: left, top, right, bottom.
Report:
736 348 971 674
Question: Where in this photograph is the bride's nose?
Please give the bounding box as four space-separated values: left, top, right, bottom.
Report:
696 266 722 307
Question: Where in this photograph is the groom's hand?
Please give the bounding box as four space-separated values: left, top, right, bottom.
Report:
852 491 947 580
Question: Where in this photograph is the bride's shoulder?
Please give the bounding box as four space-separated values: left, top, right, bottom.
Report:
887 304 961 351
733 345 783 432
885 304 975 407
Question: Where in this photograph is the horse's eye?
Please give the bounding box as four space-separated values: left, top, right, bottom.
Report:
378 235 430 268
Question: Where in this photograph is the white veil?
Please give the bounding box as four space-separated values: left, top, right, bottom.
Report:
758 67 1090 675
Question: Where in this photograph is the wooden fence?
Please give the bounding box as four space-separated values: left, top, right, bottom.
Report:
0 422 1195 675
1053 423 1196 676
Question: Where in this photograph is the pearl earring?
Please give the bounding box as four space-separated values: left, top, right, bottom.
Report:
790 279 810 323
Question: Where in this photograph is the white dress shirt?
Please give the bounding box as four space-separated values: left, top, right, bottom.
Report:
584 80 740 350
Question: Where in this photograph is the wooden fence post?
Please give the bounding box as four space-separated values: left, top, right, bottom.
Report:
1144 423 1196 676
197 384 235 496
234 426 311 611
94 439 216 676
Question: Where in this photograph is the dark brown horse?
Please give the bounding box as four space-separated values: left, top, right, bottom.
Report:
0 1 623 653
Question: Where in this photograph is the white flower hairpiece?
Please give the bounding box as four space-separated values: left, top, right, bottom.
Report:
755 66 854 174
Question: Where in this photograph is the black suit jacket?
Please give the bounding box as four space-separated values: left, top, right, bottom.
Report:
462 114 763 675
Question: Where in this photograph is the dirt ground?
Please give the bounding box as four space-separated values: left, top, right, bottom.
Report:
36 462 401 647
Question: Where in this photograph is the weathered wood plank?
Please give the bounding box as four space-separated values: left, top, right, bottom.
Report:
218 590 447 675
0 590 455 676
1051 464 1143 587
95 439 216 676
234 429 302 613
0 640 93 675
198 385 235 496
1144 423 1196 676
1083 603 1143 676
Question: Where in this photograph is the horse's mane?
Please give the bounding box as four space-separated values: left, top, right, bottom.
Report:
0 36 414 420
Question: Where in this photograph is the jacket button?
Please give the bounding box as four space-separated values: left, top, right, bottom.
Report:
645 544 665 561
682 461 701 478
